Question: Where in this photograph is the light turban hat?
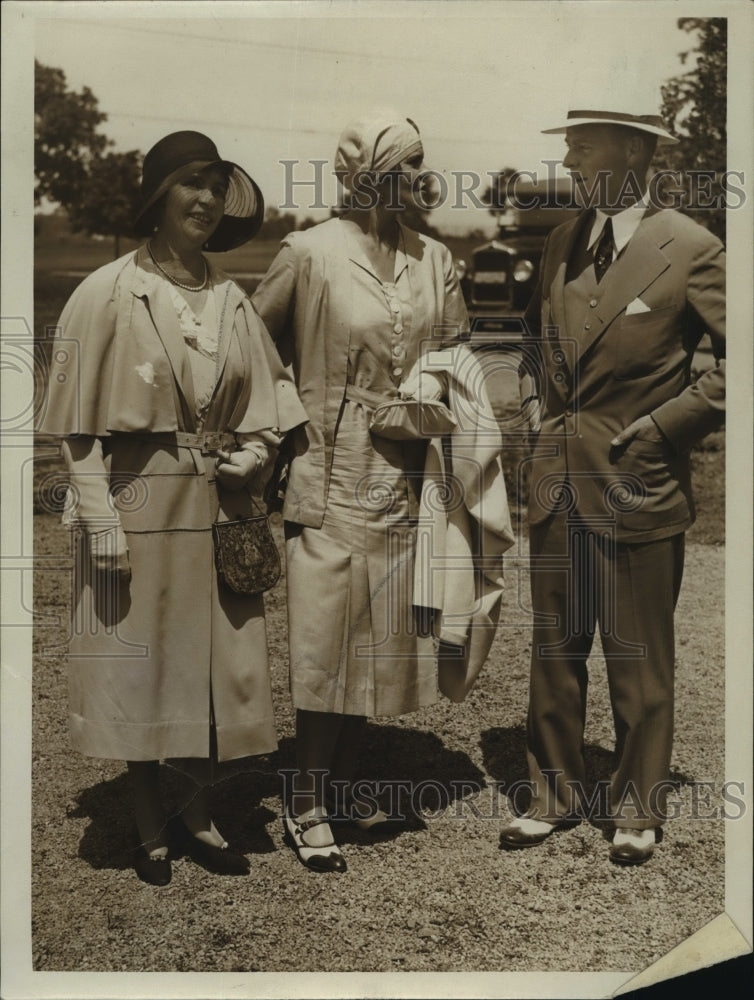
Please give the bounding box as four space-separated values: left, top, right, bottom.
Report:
334 112 423 193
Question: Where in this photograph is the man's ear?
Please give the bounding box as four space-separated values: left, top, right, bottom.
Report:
626 133 654 170
625 134 645 164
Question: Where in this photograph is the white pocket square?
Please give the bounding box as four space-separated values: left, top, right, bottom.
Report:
625 297 651 315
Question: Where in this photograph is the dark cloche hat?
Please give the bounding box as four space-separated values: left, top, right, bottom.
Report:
133 131 265 251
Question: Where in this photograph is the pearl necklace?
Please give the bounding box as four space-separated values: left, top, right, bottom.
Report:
148 242 208 292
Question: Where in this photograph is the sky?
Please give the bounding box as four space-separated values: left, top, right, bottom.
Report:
31 0 706 234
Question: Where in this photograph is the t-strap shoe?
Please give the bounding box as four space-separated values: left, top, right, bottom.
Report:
283 807 347 873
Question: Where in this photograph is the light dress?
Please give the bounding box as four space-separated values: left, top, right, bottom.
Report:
166 281 221 427
285 240 438 717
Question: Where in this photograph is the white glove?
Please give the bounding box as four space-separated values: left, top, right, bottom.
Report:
61 437 131 580
215 431 278 491
215 448 263 491
89 525 131 581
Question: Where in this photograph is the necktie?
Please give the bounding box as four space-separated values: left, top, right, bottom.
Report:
593 218 614 283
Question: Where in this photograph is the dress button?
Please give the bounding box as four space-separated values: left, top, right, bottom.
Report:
584 322 591 331
393 367 403 377
589 299 598 308
393 324 403 334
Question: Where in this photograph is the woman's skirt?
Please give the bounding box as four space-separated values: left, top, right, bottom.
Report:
285 400 438 716
66 446 277 762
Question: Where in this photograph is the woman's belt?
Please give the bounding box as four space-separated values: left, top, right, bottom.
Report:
129 431 238 454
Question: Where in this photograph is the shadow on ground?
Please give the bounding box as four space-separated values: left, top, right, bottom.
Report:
69 724 489 868
480 724 694 822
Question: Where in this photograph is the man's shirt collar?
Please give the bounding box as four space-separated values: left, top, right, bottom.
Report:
587 197 648 256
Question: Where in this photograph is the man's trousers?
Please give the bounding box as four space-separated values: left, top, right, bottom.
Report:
525 511 685 829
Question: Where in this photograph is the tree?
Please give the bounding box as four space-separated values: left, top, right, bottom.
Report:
68 150 143 259
35 62 144 257
258 206 299 240
34 61 109 208
659 18 727 242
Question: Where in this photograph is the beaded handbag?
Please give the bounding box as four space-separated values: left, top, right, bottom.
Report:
212 498 281 596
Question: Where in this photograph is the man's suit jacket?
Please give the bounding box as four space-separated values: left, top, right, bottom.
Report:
523 207 726 543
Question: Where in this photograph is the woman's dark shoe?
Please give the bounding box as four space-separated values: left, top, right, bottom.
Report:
283 808 347 873
170 816 250 875
186 836 250 876
132 843 172 886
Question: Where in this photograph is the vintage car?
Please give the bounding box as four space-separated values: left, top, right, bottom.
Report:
458 178 579 340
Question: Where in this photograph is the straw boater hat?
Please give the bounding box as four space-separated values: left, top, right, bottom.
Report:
133 131 265 251
542 110 679 146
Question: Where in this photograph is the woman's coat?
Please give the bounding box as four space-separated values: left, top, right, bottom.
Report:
39 246 307 761
251 217 469 527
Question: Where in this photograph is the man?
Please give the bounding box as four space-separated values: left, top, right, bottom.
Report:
500 109 726 864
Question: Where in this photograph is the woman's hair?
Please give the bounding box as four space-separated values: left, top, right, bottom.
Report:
136 193 167 236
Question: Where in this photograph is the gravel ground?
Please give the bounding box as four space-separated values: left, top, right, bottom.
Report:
30 497 726 977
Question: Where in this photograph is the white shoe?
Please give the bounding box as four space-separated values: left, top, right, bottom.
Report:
612 828 655 849
610 827 657 865
508 817 557 837
500 815 568 849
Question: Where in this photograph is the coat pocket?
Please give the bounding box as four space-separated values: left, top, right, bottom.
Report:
611 305 680 380
607 435 689 527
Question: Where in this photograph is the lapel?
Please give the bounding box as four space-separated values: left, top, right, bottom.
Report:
327 219 353 382
549 211 593 337
132 245 197 425
577 207 671 361
209 266 244 389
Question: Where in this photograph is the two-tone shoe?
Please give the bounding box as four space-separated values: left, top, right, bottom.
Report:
609 828 657 866
283 808 347 873
499 815 577 850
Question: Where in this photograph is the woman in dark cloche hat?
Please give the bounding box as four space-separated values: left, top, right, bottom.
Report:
39 131 306 885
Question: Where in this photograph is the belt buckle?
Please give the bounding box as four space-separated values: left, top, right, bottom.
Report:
201 433 223 455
